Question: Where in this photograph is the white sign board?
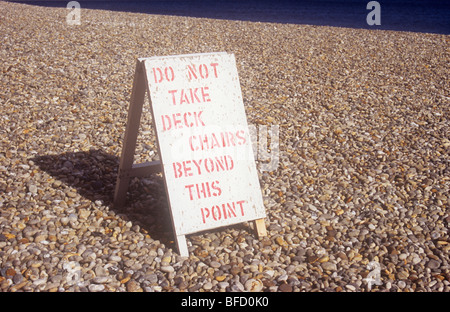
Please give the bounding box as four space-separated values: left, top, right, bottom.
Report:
142 53 266 246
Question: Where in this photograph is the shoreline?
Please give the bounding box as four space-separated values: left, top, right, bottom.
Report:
6 0 450 35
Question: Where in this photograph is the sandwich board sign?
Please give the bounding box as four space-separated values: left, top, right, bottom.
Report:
114 52 267 257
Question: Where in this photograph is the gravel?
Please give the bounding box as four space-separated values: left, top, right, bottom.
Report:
0 1 449 292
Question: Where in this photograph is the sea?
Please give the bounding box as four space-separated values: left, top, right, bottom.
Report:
7 0 450 34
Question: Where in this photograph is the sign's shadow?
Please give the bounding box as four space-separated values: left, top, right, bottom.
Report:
32 149 176 248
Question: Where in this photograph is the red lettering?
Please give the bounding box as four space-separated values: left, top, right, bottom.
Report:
201 86 211 102
161 111 205 131
185 184 195 200
189 136 197 151
184 112 193 127
179 89 189 105
222 202 236 219
220 131 230 147
201 207 210 223
210 133 220 149
236 200 245 216
165 67 175 81
161 115 171 131
190 88 201 103
210 63 219 78
196 111 205 126
211 182 222 197
212 205 221 221
173 113 182 128
153 67 163 83
189 130 247 151
152 67 174 83
184 180 221 200
171 156 234 178
235 130 247 145
183 160 192 177
199 64 208 78
173 162 183 178
168 89 177 105
200 134 208 150
204 158 214 173
201 200 246 223
173 161 193 178
187 64 198 80
196 181 211 199
227 131 236 146
187 63 219 80
167 87 211 105
192 159 202 175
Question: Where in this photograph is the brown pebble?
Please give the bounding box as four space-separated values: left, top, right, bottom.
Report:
279 283 293 292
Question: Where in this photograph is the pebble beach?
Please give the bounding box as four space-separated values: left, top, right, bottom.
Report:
0 1 449 293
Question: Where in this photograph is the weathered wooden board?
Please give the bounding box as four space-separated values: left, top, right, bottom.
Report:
142 53 266 243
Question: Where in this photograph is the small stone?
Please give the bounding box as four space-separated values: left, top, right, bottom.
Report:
5 268 16 278
397 271 409 280
68 213 77 222
427 259 441 270
92 276 112 284
210 261 221 268
108 255 121 262
335 209 344 216
10 280 28 292
79 209 91 219
52 180 62 188
126 280 143 292
160 266 174 273
260 237 272 247
244 279 263 292
120 276 131 284
336 252 348 261
161 256 172 264
82 250 96 261
275 236 288 247
279 283 292 292
89 284 105 292
34 233 48 243
30 260 43 268
28 184 38 194
386 282 392 290
13 273 23 284
63 161 73 169
230 266 241 275
66 191 77 198
203 282 213 290
33 278 47 286
321 262 337 271
264 270 275 278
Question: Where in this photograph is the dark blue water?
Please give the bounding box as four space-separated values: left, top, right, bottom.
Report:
8 0 450 34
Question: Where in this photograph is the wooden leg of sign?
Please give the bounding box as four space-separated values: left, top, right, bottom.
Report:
114 60 147 210
254 218 267 237
176 235 189 257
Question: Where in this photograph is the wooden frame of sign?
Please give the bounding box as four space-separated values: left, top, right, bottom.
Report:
114 52 267 257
